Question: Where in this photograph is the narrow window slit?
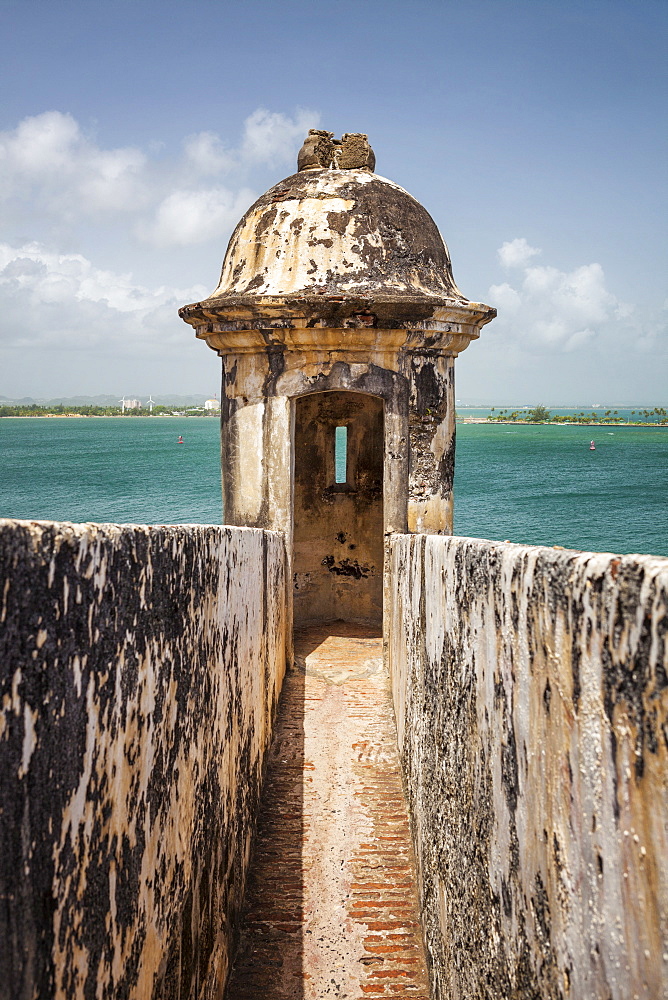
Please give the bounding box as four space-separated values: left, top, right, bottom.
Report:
335 426 348 483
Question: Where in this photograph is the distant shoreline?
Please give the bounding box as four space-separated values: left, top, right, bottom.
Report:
0 413 218 419
457 418 668 426
1 413 666 427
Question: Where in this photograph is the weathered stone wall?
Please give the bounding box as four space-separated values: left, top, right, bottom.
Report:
387 533 668 1000
0 519 287 1000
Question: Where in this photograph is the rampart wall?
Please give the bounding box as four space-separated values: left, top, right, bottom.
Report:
0 519 287 1000
387 534 668 1000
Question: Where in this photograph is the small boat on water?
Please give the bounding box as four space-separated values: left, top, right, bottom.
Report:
589 440 596 450
177 435 184 444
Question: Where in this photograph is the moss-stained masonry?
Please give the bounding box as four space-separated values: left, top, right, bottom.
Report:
387 534 668 1000
0 519 286 1000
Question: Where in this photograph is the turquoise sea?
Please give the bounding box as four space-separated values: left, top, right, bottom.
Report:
1 417 666 557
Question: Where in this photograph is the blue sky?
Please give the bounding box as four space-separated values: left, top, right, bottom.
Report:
0 0 665 404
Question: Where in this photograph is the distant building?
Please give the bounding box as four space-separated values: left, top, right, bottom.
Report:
124 399 142 410
204 397 221 411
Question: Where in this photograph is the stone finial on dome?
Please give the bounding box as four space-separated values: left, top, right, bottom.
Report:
297 130 336 171
338 133 376 172
297 129 376 172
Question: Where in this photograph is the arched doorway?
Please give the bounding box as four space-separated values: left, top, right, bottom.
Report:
292 391 384 627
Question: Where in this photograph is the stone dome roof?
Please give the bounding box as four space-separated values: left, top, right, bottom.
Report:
179 132 495 333
206 168 465 304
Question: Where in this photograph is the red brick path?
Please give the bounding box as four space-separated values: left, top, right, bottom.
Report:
225 623 430 999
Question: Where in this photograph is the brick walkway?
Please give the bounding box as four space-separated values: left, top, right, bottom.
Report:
225 622 430 999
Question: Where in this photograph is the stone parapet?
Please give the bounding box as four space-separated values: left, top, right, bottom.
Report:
387 533 668 1000
0 519 287 1000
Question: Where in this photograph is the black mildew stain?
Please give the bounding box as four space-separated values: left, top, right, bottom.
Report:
439 429 456 495
262 340 286 396
321 555 372 579
412 360 441 417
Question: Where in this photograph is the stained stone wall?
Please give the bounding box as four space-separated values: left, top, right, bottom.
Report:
0 519 287 1000
387 533 668 1000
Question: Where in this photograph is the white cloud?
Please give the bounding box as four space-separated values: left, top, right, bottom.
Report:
182 108 319 177
240 107 319 166
183 131 235 176
0 106 325 392
489 244 624 352
139 187 256 247
498 237 541 269
0 107 319 250
0 241 207 353
141 108 318 246
487 281 521 314
0 111 148 215
141 186 256 247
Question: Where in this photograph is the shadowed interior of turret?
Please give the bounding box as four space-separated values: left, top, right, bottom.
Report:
293 390 384 627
